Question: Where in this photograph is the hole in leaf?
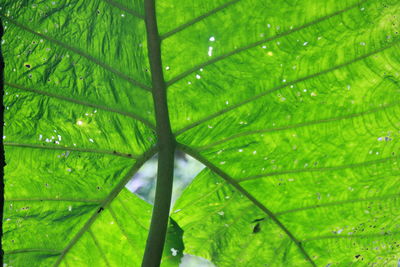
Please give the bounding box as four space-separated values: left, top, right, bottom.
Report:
125 150 204 206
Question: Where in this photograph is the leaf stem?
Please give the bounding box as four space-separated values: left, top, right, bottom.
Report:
142 1 176 266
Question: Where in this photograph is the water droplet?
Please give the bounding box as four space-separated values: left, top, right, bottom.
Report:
170 248 178 256
208 46 213 57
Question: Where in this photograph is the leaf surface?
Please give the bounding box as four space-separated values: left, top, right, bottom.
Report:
1 0 157 265
2 0 400 266
166 0 400 266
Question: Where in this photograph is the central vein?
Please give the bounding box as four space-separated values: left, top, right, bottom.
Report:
141 0 176 266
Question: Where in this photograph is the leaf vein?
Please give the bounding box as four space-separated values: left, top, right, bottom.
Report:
166 0 367 86
238 155 400 182
1 15 151 91
5 249 62 255
52 147 157 266
194 101 400 150
4 142 139 159
5 82 156 130
104 0 144 19
5 198 102 203
175 40 400 136
88 229 111 267
276 192 400 216
178 143 316 267
160 0 242 39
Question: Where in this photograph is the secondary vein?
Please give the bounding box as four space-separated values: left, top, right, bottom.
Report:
5 82 156 130
160 0 242 39
178 143 316 267
174 40 399 136
166 0 367 86
4 142 139 159
52 146 157 266
194 101 400 150
0 14 151 91
104 0 144 19
238 155 400 182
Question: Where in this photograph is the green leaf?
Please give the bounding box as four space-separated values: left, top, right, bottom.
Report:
169 0 400 264
161 218 185 267
2 0 400 266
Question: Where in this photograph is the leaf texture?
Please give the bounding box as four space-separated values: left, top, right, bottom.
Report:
2 0 400 266
2 0 158 265
167 0 400 266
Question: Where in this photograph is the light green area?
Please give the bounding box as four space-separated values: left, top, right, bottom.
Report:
2 0 400 266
